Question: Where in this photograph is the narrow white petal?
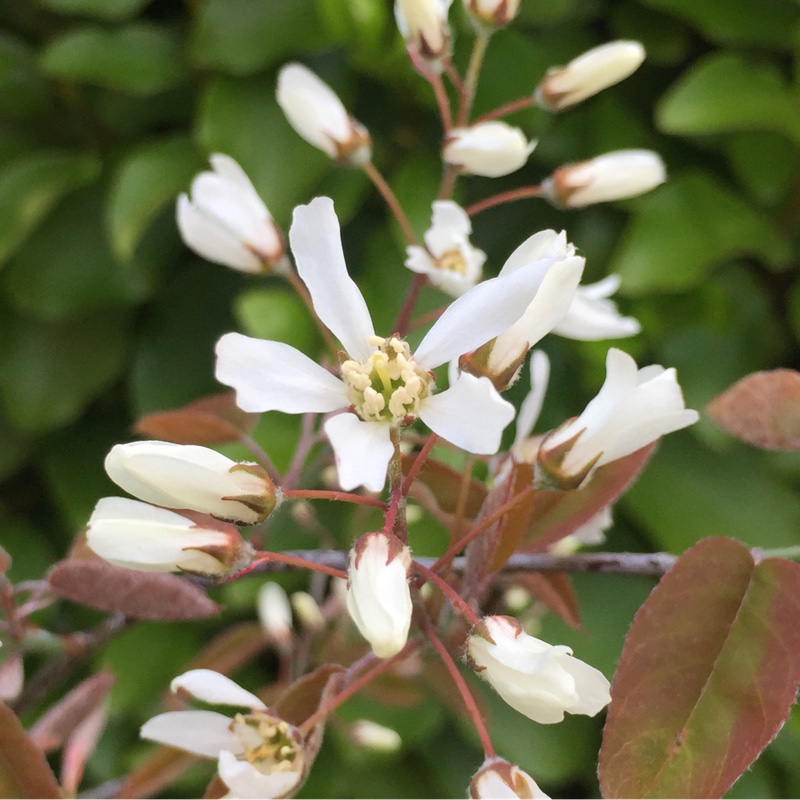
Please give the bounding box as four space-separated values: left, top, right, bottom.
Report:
215 333 348 414
171 669 266 709
218 750 302 799
323 414 394 492
289 198 374 359
515 350 550 446
140 711 242 758
419 373 514 454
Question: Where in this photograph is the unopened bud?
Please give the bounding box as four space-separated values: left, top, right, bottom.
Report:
463 0 520 28
443 122 535 178
536 41 645 112
395 0 453 66
277 63 371 166
541 149 666 208
258 582 293 647
469 757 550 798
290 591 325 632
350 720 403 752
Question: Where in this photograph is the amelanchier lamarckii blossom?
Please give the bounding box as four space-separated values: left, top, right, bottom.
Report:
104 441 278 526
177 154 286 274
404 200 486 297
467 615 611 724
553 274 641 341
469 757 550 799
215 197 581 492
443 122 536 178
141 669 305 799
395 0 453 65
539 347 699 485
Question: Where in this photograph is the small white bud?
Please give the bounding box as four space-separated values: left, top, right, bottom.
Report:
443 122 535 178
395 0 453 65
350 720 403 752
257 582 293 647
536 41 646 111
541 149 666 208
290 591 326 632
463 0 520 28
469 757 550 799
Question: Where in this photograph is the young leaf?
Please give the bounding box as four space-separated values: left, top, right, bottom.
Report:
599 537 800 798
707 369 800 450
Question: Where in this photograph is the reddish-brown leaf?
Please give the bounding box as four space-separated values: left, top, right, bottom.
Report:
707 369 800 450
511 571 582 630
113 746 198 799
599 537 800 799
0 701 63 798
48 557 220 620
274 663 345 727
134 392 259 445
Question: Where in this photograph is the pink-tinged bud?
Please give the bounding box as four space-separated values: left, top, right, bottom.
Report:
536 41 646 111
395 0 453 66
346 532 413 658
466 615 611 724
258 582 293 647
443 122 536 178
541 149 666 208
539 348 699 486
177 154 286 275
469 757 550 798
86 497 251 577
105 440 278 526
463 0 520 28
277 63 371 166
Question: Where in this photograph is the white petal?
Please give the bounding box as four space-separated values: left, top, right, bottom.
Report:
171 669 266 709
289 198 374 359
218 750 302 799
323 414 394 492
415 258 565 369
140 710 243 759
515 350 550 446
499 230 570 277
215 333 348 414
560 656 612 717
419 373 514 454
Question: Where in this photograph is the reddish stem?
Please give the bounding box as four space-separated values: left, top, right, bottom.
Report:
466 185 543 217
362 161 419 246
284 489 387 511
243 552 347 581
414 560 480 626
393 273 428 336
473 95 537 124
401 433 439 497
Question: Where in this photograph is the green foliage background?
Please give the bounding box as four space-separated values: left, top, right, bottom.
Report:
1 0 800 797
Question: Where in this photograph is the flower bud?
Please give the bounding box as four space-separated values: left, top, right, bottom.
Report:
536 41 646 111
443 122 535 178
86 497 250 576
277 63 371 166
350 720 403 752
290 591 326 632
463 0 520 28
105 441 278 526
395 0 453 66
469 757 550 799
177 154 286 275
541 149 666 208
467 615 611 724
538 348 699 486
258 582 293 647
346 532 413 659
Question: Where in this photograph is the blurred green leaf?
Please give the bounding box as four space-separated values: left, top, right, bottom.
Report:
0 34 52 122
724 131 800 206
0 309 131 434
610 3 691 66
640 0 800 49
190 0 329 75
39 23 188 96
0 151 100 267
657 53 800 142
108 136 203 261
1 515 58 582
39 0 152 19
610 171 790 294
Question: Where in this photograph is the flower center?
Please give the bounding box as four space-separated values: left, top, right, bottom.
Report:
232 712 304 776
435 248 468 275
341 335 432 423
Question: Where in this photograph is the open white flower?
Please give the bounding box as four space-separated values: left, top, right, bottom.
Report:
536 41 646 112
443 122 536 178
540 347 699 482
105 441 277 526
405 200 486 297
553 274 640 340
277 63 371 165
467 615 611 724
469 757 550 799
86 497 248 576
395 0 453 64
177 154 286 274
141 669 304 799
346 532 412 658
216 197 568 492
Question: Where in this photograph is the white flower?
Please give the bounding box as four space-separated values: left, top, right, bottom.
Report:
463 0 520 27
404 201 486 297
277 63 371 165
141 669 304 799
395 0 453 64
177 154 285 275
553 274 640 340
536 41 646 111
86 497 248 576
443 122 536 178
346 533 412 658
467 615 611 724
541 347 699 482
216 197 564 492
257 582 293 647
469 757 550 799
542 149 666 208
104 441 277 526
